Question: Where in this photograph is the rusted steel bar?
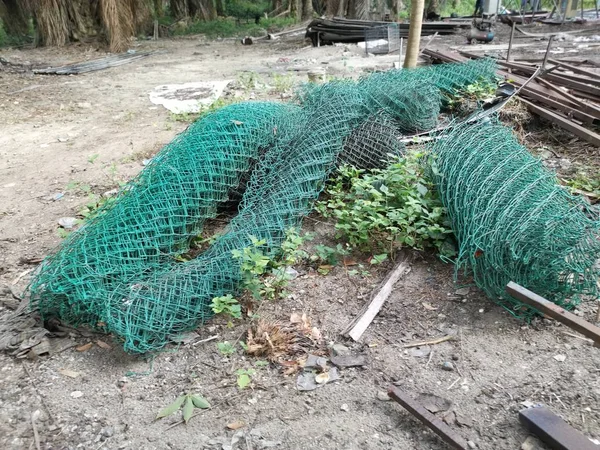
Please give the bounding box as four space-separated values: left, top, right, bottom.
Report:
520 99 600 147
519 88 597 124
507 21 517 62
542 35 555 71
506 282 600 345
549 59 600 80
536 78 600 119
387 387 469 450
519 406 598 450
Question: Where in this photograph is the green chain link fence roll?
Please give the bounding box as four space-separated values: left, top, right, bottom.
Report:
431 120 600 318
29 102 302 325
28 59 499 353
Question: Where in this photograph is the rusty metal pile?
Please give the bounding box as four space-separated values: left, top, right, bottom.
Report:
423 47 600 147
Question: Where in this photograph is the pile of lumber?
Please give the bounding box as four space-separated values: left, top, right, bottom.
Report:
305 17 466 47
423 48 600 147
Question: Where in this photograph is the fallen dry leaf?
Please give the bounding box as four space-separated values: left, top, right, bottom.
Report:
342 257 358 266
290 313 302 324
226 420 246 430
95 340 112 350
422 302 438 311
311 327 322 341
58 369 80 378
76 342 93 352
301 313 311 330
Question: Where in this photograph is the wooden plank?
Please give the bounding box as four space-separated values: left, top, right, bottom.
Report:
388 387 469 450
343 260 410 341
519 406 598 450
506 282 600 345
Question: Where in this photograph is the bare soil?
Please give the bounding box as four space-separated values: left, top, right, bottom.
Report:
1 23 599 450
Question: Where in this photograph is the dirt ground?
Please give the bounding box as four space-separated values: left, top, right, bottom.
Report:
1 21 600 450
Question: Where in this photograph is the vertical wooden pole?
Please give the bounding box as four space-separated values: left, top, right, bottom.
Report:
403 0 425 69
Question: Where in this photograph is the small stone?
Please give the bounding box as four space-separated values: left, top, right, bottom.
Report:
58 217 78 229
330 354 367 368
377 391 390 401
441 362 454 371
559 159 572 170
77 102 92 108
467 441 476 449
103 189 119 198
455 287 470 296
101 427 114 438
538 149 553 160
331 344 351 356
284 266 299 280
70 391 84 399
340 403 349 412
451 354 459 361
553 354 566 362
305 354 328 370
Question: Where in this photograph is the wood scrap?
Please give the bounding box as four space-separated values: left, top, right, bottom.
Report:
343 259 410 341
402 334 455 348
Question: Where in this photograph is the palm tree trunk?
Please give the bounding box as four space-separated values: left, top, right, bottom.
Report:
301 0 313 20
171 0 189 19
0 0 29 37
403 0 424 68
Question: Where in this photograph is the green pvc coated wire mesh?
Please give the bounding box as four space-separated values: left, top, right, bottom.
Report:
431 120 600 318
29 59 501 353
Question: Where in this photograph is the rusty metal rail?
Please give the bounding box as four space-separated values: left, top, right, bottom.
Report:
506 282 600 346
387 386 469 449
519 406 598 450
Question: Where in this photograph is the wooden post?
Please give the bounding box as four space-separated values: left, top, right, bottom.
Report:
403 0 425 68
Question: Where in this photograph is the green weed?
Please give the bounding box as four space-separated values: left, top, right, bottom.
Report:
235 368 256 389
211 294 242 319
317 151 455 259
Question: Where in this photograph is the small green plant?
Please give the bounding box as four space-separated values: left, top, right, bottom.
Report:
311 243 349 266
370 253 388 265
317 151 455 258
56 228 71 239
237 71 261 92
169 111 199 123
235 368 256 389
446 80 498 111
272 74 294 94
217 341 236 355
564 171 600 198
87 154 100 164
155 393 210 424
211 294 242 319
232 229 310 301
78 194 117 221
